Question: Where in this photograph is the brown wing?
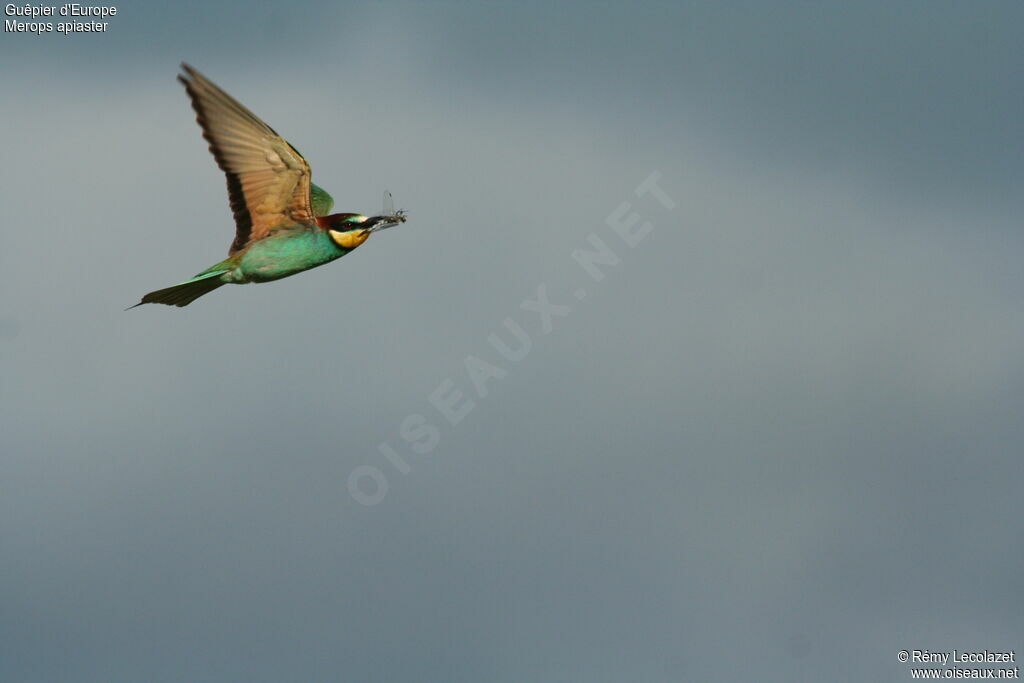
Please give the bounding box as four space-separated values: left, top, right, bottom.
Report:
178 64 315 255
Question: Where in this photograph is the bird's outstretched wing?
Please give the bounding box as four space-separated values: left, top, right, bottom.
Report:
179 63 315 255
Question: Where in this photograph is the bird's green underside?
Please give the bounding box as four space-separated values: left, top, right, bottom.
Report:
136 183 353 307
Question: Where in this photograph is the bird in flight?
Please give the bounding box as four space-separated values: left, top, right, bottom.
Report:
131 64 407 308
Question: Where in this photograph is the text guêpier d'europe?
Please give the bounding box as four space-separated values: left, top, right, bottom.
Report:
5 3 115 34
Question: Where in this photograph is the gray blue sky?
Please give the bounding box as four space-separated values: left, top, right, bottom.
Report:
2 2 1023 681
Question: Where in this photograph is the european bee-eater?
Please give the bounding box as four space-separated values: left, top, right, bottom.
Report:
131 64 407 308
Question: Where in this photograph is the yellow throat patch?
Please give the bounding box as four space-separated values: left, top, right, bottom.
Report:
329 229 371 249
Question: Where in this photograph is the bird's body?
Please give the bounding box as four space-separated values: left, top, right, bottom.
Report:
234 223 349 283
131 65 406 308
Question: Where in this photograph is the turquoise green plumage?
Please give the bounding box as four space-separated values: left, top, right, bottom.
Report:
131 64 406 309
310 183 335 218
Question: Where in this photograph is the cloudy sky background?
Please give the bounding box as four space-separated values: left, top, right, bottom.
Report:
2 2 1023 680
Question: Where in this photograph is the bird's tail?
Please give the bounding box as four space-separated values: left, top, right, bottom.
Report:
128 269 229 309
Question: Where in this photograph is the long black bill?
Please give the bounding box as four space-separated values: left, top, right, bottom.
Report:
363 210 408 234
